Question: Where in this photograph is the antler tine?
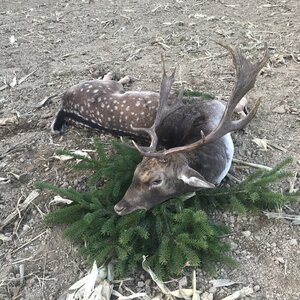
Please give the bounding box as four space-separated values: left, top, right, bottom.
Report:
219 42 269 116
130 55 178 157
159 43 269 156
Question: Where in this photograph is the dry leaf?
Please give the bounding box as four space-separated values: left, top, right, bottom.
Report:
53 154 74 161
50 195 73 205
18 69 37 85
264 211 300 225
0 116 18 126
272 105 286 114
63 262 114 300
0 233 12 242
252 138 268 150
210 279 242 288
220 286 253 300
35 94 58 109
0 177 10 184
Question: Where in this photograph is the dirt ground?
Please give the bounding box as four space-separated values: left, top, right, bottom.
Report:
0 0 300 299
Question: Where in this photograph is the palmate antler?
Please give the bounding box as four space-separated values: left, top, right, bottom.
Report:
131 43 269 158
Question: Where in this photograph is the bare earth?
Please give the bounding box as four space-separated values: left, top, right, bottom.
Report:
0 0 300 299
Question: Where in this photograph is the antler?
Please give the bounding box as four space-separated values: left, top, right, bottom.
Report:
131 42 269 158
130 55 184 156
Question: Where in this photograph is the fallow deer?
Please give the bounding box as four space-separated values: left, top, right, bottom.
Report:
51 43 269 216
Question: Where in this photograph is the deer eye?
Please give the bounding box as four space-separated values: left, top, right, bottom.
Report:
150 179 162 187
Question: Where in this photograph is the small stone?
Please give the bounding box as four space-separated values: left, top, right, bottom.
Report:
272 105 286 114
275 257 285 264
289 239 298 246
254 285 261 292
178 276 188 286
137 281 145 288
22 224 31 232
229 215 235 223
230 241 238 250
208 286 217 294
139 274 145 280
201 291 213 300
242 230 251 237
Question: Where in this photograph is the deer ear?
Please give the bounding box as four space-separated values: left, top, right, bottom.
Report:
178 166 215 188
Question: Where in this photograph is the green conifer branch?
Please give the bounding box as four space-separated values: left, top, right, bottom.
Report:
35 138 300 279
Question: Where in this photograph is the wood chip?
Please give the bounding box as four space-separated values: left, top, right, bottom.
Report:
0 116 18 126
220 287 254 300
18 69 37 85
272 105 286 114
35 93 58 109
252 138 268 150
0 190 39 230
210 279 242 288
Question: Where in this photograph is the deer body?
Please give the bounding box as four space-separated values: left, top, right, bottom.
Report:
51 43 269 216
51 78 162 137
52 81 233 183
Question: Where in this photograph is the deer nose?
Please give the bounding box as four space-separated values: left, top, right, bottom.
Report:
114 203 126 215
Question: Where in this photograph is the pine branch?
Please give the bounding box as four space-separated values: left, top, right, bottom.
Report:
35 138 299 279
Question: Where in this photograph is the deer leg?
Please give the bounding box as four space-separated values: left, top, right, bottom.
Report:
118 75 131 85
102 72 113 81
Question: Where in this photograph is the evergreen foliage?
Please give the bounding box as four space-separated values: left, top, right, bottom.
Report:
35 138 299 279
175 90 214 100
183 90 214 100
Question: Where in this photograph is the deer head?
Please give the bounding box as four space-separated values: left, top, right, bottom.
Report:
114 43 269 215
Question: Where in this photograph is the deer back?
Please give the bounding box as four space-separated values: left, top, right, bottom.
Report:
52 79 164 137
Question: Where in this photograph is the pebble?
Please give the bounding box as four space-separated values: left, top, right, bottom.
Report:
137 281 145 288
230 241 238 250
254 285 261 292
242 230 251 237
201 291 213 300
289 239 298 246
22 224 31 232
272 105 286 114
208 286 217 294
275 257 285 264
